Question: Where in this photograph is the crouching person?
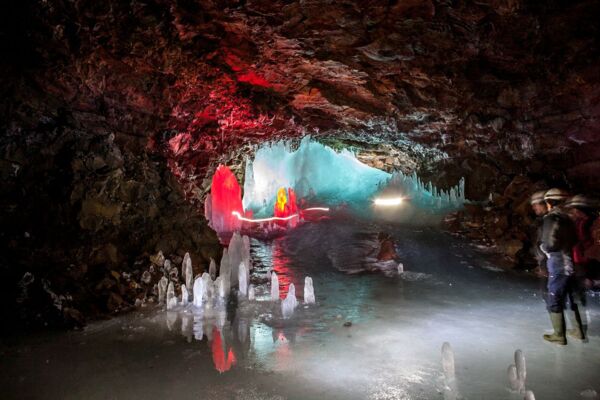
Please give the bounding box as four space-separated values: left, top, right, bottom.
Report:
540 188 584 345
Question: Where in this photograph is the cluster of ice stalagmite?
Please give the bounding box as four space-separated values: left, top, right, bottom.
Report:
270 273 316 319
156 235 253 311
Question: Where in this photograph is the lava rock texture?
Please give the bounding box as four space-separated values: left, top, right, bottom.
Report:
1 0 599 328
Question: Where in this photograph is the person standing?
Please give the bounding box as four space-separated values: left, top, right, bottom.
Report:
530 190 549 276
540 188 582 345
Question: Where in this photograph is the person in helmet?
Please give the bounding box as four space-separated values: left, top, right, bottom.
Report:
539 188 582 344
530 190 549 275
565 195 599 289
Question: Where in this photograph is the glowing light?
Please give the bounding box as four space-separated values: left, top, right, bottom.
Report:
232 211 299 223
275 187 288 214
231 207 329 224
374 197 404 206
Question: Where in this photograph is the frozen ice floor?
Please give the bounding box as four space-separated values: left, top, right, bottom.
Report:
2 219 600 400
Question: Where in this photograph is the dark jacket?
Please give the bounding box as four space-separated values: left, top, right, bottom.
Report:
541 208 577 253
533 215 547 267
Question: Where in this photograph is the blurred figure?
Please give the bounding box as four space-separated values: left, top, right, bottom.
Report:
565 195 599 289
530 190 549 277
376 232 397 261
539 188 582 345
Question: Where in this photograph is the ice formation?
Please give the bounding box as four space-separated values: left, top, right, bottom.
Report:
181 284 189 305
271 271 280 300
183 252 193 295
248 284 255 301
193 277 204 307
209 258 217 280
238 262 248 297
281 283 298 319
377 171 465 212
205 165 243 235
227 232 251 287
201 273 212 302
242 137 465 217
166 282 177 310
242 137 390 216
441 342 455 381
158 276 168 304
508 349 527 393
304 276 315 304
524 391 536 400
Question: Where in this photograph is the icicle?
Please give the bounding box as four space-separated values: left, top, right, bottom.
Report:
271 271 280 301
304 276 315 304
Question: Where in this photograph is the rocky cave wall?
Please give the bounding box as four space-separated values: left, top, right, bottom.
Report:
1 0 599 329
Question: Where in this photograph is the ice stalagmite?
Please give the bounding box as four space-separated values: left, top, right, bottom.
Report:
193 277 204 307
524 391 535 400
248 284 255 300
201 273 212 302
183 253 193 295
220 248 231 286
238 262 248 297
281 283 298 319
158 276 168 304
209 258 217 280
304 276 315 304
181 284 189 305
271 271 280 301
508 365 519 391
166 281 177 310
228 232 247 287
441 342 455 381
515 349 526 393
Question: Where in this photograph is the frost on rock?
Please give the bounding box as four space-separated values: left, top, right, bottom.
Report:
193 277 204 308
304 276 315 304
158 276 169 304
183 252 193 295
166 281 177 310
281 283 298 319
271 271 280 301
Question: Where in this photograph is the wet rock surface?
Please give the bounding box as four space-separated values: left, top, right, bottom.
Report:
1 0 599 328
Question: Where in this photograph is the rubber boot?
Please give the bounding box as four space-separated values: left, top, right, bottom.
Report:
543 312 567 345
566 306 585 340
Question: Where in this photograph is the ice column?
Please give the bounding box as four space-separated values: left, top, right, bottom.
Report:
281 283 298 319
304 276 315 304
271 272 280 301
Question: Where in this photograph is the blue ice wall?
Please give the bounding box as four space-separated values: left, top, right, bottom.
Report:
242 137 464 218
